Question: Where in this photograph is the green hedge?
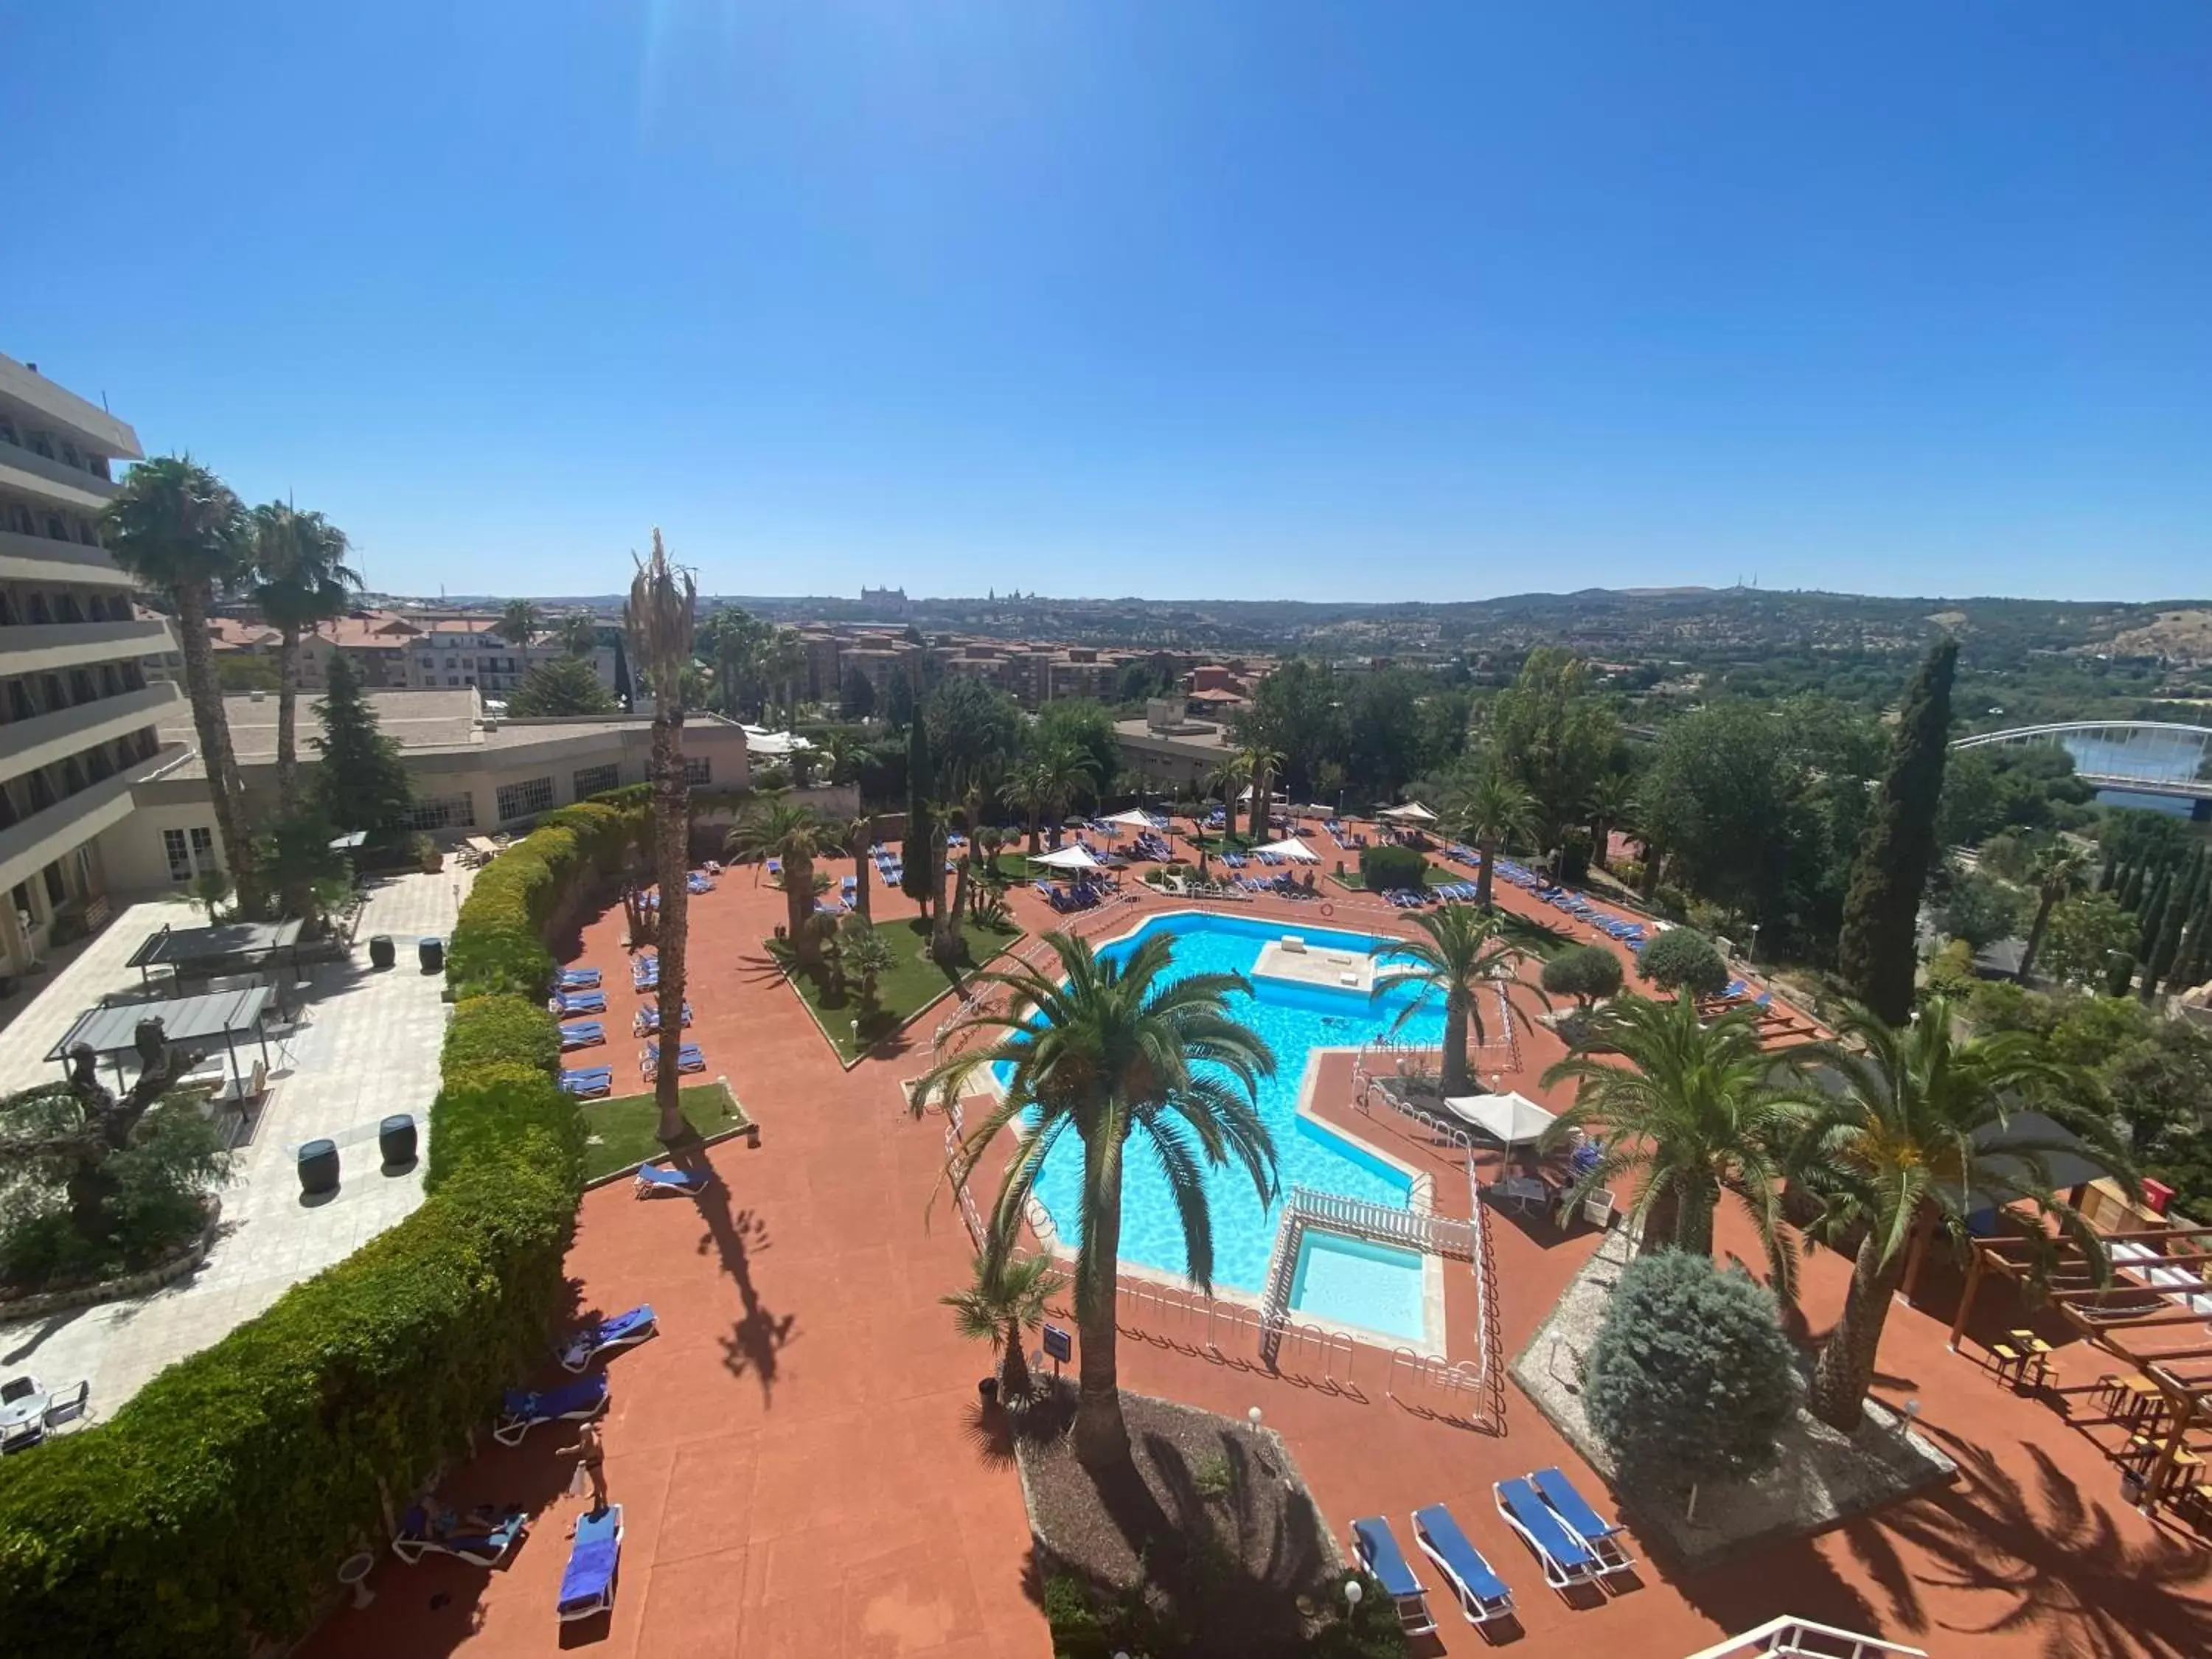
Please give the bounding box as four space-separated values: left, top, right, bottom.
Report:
1358 843 1429 894
0 798 642 1658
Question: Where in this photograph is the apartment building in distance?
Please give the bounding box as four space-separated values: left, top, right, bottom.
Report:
0 353 185 973
205 607 623 700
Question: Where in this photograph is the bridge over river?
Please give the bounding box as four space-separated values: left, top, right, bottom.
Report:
1952 721 2212 820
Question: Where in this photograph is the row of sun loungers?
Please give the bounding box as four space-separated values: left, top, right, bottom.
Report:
560 1021 605 1051
1034 881 1108 914
561 1066 613 1098
632 1001 692 1034
1349 1466 1634 1635
640 1041 705 1080
557 967 600 990
1381 888 1433 908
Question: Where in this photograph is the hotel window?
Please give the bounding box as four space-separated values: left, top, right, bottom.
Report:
190 827 217 874
495 776 555 822
684 756 712 785
401 793 476 832
60 442 80 467
0 418 15 445
572 763 620 799
162 828 191 882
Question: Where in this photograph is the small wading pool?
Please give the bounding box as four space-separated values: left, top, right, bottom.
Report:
1287 1230 1426 1342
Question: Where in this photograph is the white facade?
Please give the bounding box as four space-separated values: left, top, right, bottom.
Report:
0 353 184 974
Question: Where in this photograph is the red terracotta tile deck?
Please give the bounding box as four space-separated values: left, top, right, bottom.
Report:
302 823 2212 1658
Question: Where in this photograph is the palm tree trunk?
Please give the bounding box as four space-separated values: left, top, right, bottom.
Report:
1674 1181 1718 1257
652 706 690 1145
1026 807 1041 855
1475 838 1498 910
1073 1143 1133 1472
1809 1228 1910 1430
276 623 301 818
1637 1182 1682 1259
1442 991 1472 1094
787 853 816 961
173 582 262 915
1638 849 1663 900
1001 1318 1033 1405
2016 894 2057 983
852 852 871 922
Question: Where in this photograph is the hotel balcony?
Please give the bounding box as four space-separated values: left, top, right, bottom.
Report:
0 526 134 590
0 741 187 897
0 446 117 514
0 681 180 787
0 616 175 678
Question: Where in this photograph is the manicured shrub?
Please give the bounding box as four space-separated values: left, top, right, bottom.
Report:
1542 943 1624 1008
1583 1251 1798 1489
0 799 643 1658
1636 928 1730 999
1359 844 1428 893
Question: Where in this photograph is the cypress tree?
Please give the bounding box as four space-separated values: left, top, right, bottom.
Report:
2119 862 2146 913
310 653 414 838
2097 858 2118 896
2177 888 2212 992
2135 869 2171 963
1839 638 1957 1025
2106 950 2136 998
2146 882 2190 1001
902 703 934 912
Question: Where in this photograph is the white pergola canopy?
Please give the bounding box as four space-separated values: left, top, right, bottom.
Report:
1382 801 1439 823
1442 1089 1556 1145
1032 844 1102 872
1102 809 1159 831
1253 836 1320 863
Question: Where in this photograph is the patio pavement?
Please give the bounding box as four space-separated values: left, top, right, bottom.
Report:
298 827 2212 1658
0 870 468 1413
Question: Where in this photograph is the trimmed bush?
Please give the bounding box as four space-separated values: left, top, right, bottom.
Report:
1359 844 1428 894
1583 1251 1798 1489
0 799 642 1658
1542 943 1624 1008
1636 928 1730 998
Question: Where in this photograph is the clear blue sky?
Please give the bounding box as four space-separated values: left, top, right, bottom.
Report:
7 3 2207 604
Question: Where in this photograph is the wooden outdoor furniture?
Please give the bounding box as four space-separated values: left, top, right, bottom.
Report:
2009 1329 2056 1391
1987 1342 2026 1390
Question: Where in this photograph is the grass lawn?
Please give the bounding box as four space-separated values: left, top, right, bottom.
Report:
1334 862 1464 891
580 1080 751 1183
771 915 1023 1062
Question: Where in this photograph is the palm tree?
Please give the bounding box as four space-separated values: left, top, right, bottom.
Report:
1025 740 1100 851
246 501 360 818
1542 994 1808 1284
1444 764 1537 911
1208 751 1252 841
105 456 262 914
554 611 601 657
2015 843 2090 983
911 931 1279 1472
839 916 896 1012
624 531 696 1147
843 813 875 922
1234 742 1284 840
728 796 837 962
1793 996 2135 1430
497 598 542 655
765 627 806 723
1371 904 1548 1096
942 1250 1060 1406
1583 771 1638 872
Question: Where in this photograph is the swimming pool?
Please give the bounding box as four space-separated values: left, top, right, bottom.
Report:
1005 911 1445 1293
1289 1230 1427 1342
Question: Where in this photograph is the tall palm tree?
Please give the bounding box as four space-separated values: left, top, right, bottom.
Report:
246 501 360 818
104 456 262 914
1542 994 1808 1284
625 531 696 1147
728 796 837 962
1583 771 1639 872
843 813 875 922
2015 842 2090 983
1004 761 1051 855
554 611 601 657
911 931 1279 1472
1208 751 1252 841
1792 996 2135 1430
1029 740 1100 850
1371 903 1548 1096
1444 764 1537 911
765 627 806 723
497 598 542 655
1234 742 1284 841
942 1250 1060 1406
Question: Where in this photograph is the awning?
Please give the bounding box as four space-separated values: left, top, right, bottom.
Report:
1253 836 1320 864
1032 844 1102 872
127 919 304 979
48 986 276 1086
1102 809 1160 831
1382 801 1439 823
1442 1089 1556 1146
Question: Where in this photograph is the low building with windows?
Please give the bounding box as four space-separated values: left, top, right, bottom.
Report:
97 688 748 896
1113 700 1237 790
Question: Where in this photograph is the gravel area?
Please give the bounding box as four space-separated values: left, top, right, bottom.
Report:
1015 1385 1350 1654
1512 1228 1958 1572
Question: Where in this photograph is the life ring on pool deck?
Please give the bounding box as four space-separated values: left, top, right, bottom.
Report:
1319 902 1334 918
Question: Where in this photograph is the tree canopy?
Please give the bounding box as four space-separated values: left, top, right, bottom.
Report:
310 654 414 840
506 656 617 717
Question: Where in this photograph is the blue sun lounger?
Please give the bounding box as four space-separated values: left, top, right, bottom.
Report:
1495 1476 1599 1592
640 1040 705 1080
635 1161 711 1199
392 1505 529 1567
492 1373 608 1446
560 1068 613 1099
560 1021 605 1051
1530 1466 1635 1580
553 990 606 1015
557 967 601 990
1350 1516 1437 1636
1411 1505 1514 1627
632 1001 693 1035
560 1304 659 1372
557 1503 623 1621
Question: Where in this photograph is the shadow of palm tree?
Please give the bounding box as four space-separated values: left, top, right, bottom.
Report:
1846 1425 2212 1659
687 1175 796 1405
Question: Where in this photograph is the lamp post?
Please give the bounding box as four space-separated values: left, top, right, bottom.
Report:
1343 1578 1364 1616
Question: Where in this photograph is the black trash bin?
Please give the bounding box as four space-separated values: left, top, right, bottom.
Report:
298 1138 340 1197
379 1113 417 1169
369 934 396 971
418 936 445 974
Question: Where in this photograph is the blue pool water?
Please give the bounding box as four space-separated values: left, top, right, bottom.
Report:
1290 1231 1427 1341
1001 912 1444 1292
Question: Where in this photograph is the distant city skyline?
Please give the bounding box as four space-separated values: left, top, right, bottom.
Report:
9 3 2208 604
